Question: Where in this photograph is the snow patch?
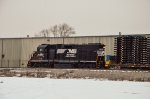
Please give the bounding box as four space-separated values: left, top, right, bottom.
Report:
0 77 150 99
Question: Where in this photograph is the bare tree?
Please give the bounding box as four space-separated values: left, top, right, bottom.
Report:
50 25 58 37
36 23 75 37
39 29 50 37
57 23 75 37
49 23 75 37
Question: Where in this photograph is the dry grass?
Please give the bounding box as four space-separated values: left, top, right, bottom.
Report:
0 68 150 82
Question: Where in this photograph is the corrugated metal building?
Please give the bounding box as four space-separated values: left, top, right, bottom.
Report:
0 34 150 68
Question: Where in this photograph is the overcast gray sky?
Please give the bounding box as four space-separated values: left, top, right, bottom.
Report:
0 0 150 38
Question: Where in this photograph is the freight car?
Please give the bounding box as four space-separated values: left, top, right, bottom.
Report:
114 35 150 69
27 43 106 68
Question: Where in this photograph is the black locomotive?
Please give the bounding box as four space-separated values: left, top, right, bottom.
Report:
27 43 105 68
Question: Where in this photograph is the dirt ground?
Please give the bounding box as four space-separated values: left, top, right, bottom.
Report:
0 68 150 82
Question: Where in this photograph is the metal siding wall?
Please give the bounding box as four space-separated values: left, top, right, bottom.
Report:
87 37 100 43
49 38 63 44
0 40 2 67
64 37 81 44
1 39 21 67
74 37 88 44
64 37 100 44
64 38 75 44
99 37 115 55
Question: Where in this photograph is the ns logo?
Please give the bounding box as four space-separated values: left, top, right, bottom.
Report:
57 49 77 57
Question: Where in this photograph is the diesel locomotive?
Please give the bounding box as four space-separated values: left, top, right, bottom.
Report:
27 43 106 68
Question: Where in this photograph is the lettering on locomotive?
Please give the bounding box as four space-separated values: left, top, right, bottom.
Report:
57 49 77 57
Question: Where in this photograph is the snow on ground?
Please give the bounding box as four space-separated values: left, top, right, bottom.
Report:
0 77 150 99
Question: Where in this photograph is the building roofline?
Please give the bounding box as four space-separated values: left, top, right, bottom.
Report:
0 34 150 39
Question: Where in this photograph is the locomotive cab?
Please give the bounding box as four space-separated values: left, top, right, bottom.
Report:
36 44 50 60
